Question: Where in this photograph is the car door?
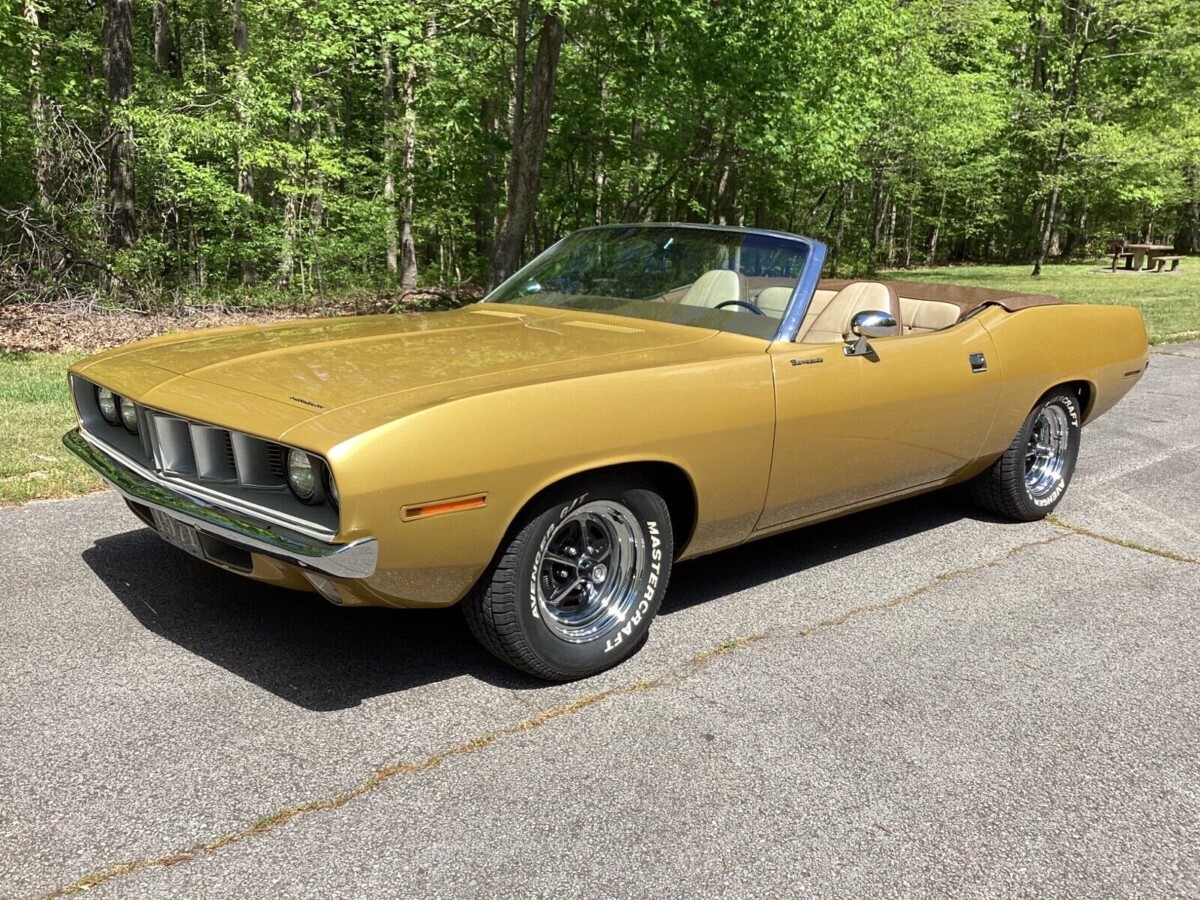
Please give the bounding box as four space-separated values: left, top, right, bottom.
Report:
756 319 1000 531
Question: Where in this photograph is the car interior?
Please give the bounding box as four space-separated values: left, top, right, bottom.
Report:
676 270 963 342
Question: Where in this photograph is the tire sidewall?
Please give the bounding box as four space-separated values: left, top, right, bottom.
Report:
1017 391 1081 516
513 483 672 677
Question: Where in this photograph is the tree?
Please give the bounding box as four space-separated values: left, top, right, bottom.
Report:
104 0 136 249
490 3 565 289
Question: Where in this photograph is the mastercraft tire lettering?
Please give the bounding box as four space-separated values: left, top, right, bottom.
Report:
464 478 673 681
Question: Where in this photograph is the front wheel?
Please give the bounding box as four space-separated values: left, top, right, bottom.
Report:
970 389 1082 521
464 478 673 681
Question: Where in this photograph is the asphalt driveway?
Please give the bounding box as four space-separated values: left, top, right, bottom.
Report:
2 344 1198 899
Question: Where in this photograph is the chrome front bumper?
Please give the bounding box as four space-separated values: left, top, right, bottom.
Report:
63 428 377 579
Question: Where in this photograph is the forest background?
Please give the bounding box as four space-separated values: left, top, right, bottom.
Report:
1 0 1198 308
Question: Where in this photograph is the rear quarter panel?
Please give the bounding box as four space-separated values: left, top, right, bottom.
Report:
976 303 1148 460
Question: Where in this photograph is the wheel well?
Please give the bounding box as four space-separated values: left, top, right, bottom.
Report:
521 462 698 557
1056 380 1095 422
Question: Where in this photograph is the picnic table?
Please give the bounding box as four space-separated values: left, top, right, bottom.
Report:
1123 243 1176 271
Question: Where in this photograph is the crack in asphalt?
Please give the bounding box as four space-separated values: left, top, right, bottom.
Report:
1047 514 1197 563
1150 349 1199 360
37 530 1100 898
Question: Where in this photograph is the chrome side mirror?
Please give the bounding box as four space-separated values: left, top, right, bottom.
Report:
851 310 899 338
844 310 898 357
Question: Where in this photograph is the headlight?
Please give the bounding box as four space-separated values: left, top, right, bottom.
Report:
286 448 317 501
119 396 139 433
96 387 119 424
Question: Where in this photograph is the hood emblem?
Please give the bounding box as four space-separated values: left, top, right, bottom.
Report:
290 396 325 409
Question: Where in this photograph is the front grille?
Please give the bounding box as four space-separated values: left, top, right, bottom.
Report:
71 375 338 535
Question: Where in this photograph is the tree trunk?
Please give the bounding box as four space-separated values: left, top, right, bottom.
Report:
24 0 50 211
1031 5 1094 276
399 18 436 291
478 97 498 259
713 139 737 226
622 111 644 221
105 0 136 249
382 41 398 275
1032 182 1060 276
152 0 179 76
489 7 565 289
278 84 303 288
886 201 897 268
232 0 256 284
831 182 850 274
927 189 946 264
867 166 885 274
903 193 915 268
1187 164 1200 254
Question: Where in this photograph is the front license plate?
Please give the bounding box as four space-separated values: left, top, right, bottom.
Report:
150 508 205 560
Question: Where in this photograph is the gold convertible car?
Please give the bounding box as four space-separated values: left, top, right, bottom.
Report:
65 225 1148 680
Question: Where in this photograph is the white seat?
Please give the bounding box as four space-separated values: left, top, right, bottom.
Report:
755 286 793 317
899 297 960 334
801 281 900 344
679 270 746 309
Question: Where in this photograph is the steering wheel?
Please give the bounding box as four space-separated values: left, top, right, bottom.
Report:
714 300 765 316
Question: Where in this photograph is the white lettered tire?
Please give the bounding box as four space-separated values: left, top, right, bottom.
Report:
970 389 1082 521
464 478 673 681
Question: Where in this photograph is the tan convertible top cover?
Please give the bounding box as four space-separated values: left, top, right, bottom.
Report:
817 278 1059 317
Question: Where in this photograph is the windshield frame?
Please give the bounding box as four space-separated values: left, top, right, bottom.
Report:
481 223 828 343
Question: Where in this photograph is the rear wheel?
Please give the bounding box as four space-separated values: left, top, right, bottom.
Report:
970 390 1081 521
464 478 673 681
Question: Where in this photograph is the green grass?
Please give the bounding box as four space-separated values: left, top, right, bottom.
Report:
881 260 1200 344
0 352 102 504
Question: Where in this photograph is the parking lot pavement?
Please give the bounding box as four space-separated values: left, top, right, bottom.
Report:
1 345 1197 899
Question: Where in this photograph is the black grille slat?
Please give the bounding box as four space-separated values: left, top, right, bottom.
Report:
267 445 286 477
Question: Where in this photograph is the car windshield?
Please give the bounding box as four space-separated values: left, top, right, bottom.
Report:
488 225 810 339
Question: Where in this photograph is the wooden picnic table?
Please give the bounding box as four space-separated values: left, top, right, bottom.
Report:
1124 243 1175 271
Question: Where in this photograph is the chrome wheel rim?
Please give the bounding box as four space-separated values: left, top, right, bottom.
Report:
1025 404 1070 499
537 500 646 643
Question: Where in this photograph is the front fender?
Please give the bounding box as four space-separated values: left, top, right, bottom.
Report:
295 354 775 606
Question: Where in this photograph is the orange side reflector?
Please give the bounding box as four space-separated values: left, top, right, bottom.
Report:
402 494 488 521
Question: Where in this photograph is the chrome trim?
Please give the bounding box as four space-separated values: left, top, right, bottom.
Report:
1025 404 1070 500
850 310 899 339
64 428 377 579
774 238 828 343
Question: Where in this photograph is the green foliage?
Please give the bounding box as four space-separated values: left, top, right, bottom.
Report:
0 0 1197 303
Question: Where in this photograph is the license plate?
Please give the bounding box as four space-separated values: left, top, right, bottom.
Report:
150 508 205 560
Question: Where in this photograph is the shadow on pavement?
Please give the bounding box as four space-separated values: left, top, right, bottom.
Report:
82 489 984 711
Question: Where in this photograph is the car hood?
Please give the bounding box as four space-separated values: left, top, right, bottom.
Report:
76 305 727 421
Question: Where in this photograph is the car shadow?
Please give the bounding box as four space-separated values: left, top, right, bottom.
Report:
82 490 985 711
661 489 983 615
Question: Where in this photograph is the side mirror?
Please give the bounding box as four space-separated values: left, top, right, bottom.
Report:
844 310 898 358
850 310 899 339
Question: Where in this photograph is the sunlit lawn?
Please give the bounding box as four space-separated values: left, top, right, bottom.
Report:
0 352 101 505
883 260 1200 344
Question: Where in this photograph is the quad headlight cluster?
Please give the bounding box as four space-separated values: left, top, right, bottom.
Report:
86 378 339 512
96 386 139 434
